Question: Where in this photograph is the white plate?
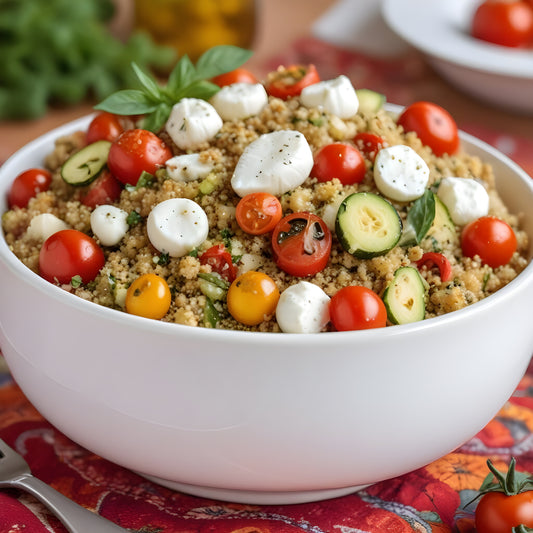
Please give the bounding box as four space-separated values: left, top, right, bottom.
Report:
382 0 533 113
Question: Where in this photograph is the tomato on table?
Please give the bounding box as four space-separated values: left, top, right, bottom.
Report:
416 252 453 282
125 273 171 320
265 64 320 100
86 112 124 144
353 132 388 163
81 169 123 209
471 0 533 48
107 128 173 186
397 101 460 157
39 229 105 284
329 285 387 331
8 168 52 208
211 67 258 87
461 216 517 268
236 192 283 235
200 244 237 282
271 212 332 277
311 143 366 185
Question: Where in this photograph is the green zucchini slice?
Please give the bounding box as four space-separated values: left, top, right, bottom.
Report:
61 140 111 186
383 266 426 325
336 192 402 259
356 88 386 114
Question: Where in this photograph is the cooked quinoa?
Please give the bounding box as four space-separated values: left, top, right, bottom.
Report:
2 94 529 332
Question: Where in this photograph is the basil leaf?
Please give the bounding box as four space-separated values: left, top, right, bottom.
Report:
131 62 162 101
195 45 253 79
166 55 196 96
406 190 436 243
95 89 159 115
179 80 220 101
141 102 172 132
204 297 221 328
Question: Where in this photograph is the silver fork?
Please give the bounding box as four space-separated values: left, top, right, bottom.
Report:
0 438 130 532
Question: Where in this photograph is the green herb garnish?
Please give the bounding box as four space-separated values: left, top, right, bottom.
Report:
125 171 154 191
71 275 83 288
203 297 221 328
406 190 436 244
126 210 143 227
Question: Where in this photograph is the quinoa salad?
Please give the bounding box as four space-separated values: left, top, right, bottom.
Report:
2 51 529 333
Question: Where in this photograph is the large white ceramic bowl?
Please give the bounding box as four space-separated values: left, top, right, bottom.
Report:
382 0 533 114
1 112 533 505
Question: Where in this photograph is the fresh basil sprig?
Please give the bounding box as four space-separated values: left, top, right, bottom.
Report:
406 190 436 244
94 45 253 132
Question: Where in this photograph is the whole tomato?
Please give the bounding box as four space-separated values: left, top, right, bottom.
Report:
86 112 124 144
311 143 366 185
211 67 258 87
265 64 320 100
8 168 52 208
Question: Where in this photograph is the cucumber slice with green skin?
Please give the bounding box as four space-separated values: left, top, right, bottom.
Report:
61 140 111 186
336 192 402 259
356 89 386 114
383 266 426 325
422 195 457 250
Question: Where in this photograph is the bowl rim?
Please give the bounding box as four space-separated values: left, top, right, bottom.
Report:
1 109 533 346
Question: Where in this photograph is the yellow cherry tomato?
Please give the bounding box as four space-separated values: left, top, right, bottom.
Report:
227 271 280 326
125 273 172 320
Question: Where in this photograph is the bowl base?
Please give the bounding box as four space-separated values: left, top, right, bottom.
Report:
137 473 368 505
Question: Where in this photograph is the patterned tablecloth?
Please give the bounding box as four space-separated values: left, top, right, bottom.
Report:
2 37 533 533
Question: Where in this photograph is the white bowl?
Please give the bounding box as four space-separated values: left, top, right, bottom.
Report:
382 0 533 114
1 113 533 505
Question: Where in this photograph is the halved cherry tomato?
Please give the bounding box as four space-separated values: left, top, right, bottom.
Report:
353 132 388 163
397 101 460 157
86 112 124 144
211 67 258 87
461 216 517 268
227 270 280 326
8 168 52 208
265 64 320 100
81 169 123 209
472 0 533 48
39 229 105 284
200 244 237 282
271 212 332 277
311 143 366 185
236 192 283 235
125 273 171 320
107 129 173 186
416 252 453 282
329 285 387 331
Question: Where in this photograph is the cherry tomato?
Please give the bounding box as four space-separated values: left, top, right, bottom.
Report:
125 273 172 320
416 252 453 282
227 270 280 326
107 129 173 186
39 229 105 284
86 112 124 144
8 168 52 208
81 169 123 209
329 285 387 331
472 0 533 48
265 64 320 100
397 101 460 157
211 67 258 87
475 490 533 533
236 192 283 235
271 212 332 277
353 132 388 163
200 244 237 282
461 216 517 268
311 143 366 185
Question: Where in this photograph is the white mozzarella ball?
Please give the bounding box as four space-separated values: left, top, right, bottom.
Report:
26 213 69 241
165 153 214 182
374 145 430 202
437 177 489 226
165 98 223 150
210 83 268 121
90 205 129 246
147 198 208 257
231 130 314 197
300 75 359 119
276 281 331 333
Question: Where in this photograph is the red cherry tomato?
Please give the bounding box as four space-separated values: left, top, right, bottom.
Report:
397 101 460 157
271 212 332 277
81 169 123 209
107 129 173 186
475 490 533 533
8 168 52 208
211 67 258 87
472 0 533 48
236 192 283 235
416 252 453 282
86 112 124 144
329 285 387 331
353 132 388 163
39 229 105 284
200 244 237 282
461 216 517 268
265 64 320 100
311 143 366 185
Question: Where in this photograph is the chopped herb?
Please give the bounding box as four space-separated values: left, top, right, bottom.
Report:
126 210 143 226
188 248 199 258
125 171 154 191
108 273 117 290
203 297 221 328
482 272 491 291
154 252 170 265
308 116 324 127
71 275 83 288
220 228 234 249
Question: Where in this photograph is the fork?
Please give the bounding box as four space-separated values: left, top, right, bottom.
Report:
0 438 130 532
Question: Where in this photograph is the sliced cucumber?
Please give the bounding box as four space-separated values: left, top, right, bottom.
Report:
336 192 402 259
422 195 458 250
383 266 426 325
356 88 386 114
61 140 111 186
